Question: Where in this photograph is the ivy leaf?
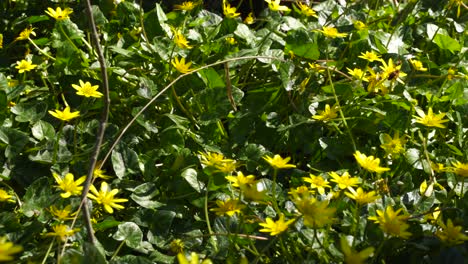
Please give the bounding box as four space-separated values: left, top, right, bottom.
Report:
113 222 143 249
181 168 205 193
433 34 461 53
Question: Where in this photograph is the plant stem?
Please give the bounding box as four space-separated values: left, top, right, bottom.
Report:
271 169 281 214
110 240 126 261
41 239 54 264
204 179 218 252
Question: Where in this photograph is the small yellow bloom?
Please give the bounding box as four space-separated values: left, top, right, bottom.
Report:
288 185 314 198
173 29 193 49
0 188 15 203
263 154 296 169
413 107 449 129
225 37 236 45
354 151 390 174
259 214 295 236
49 205 75 221
72 80 103 98
409 59 427 72
353 20 367 30
45 7 73 21
380 131 406 157
45 224 80 242
347 67 369 82
210 199 245 217
312 104 338 121
368 206 411 239
450 161 468 177
16 27 36 41
174 1 198 11
379 58 407 82
177 251 213 264
48 106 80 122
345 187 379 205
225 171 256 188
223 0 240 18
87 182 128 214
295 2 317 17
240 183 267 201
308 62 325 73
93 168 111 180
0 33 3 49
169 239 185 254
318 26 348 38
265 0 291 12
302 174 330 195
435 218 468 246
329 171 360 190
431 162 446 173
172 57 194 74
15 59 37 73
199 151 233 168
244 12 255 24
293 196 335 228
0 236 22 262
447 67 456 80
358 51 382 62
340 236 374 264
52 172 86 198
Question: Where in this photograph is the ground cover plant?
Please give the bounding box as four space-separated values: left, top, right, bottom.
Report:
0 0 467 263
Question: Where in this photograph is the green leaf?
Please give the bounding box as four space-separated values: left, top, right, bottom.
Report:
0 127 29 159
31 120 55 141
285 30 319 60
83 242 107 264
433 34 461 53
130 183 165 209
113 222 144 249
234 24 256 46
10 101 48 123
181 168 205 193
21 177 54 219
198 68 225 89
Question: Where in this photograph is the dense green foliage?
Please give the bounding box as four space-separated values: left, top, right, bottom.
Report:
0 0 467 263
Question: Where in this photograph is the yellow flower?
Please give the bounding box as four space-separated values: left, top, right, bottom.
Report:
413 107 449 129
450 161 468 177
210 199 245 217
16 27 36 41
409 59 427 72
172 57 194 74
0 188 14 203
48 106 80 122
435 218 468 246
173 29 193 49
318 26 348 38
353 20 367 30
240 183 267 201
293 196 335 228
0 33 3 49
380 131 406 157
358 51 382 62
52 172 86 198
265 0 291 12
431 162 446 173
87 182 128 214
72 80 103 98
225 171 256 188
368 206 411 239
223 0 240 18
354 151 390 174
216 160 238 174
308 62 325 73
225 37 236 45
302 174 330 195
177 251 213 264
312 104 338 121
244 12 255 24
174 1 198 11
345 187 379 205
340 236 374 264
45 7 73 21
295 2 317 17
346 68 369 82
259 214 295 236
93 168 111 180
15 59 37 73
379 58 407 82
0 236 22 262
288 185 314 198
49 205 74 221
199 151 233 168
263 154 296 169
169 239 185 254
329 171 360 190
45 224 80 242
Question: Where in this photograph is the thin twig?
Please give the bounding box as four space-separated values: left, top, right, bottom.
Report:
80 0 111 245
224 62 237 111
